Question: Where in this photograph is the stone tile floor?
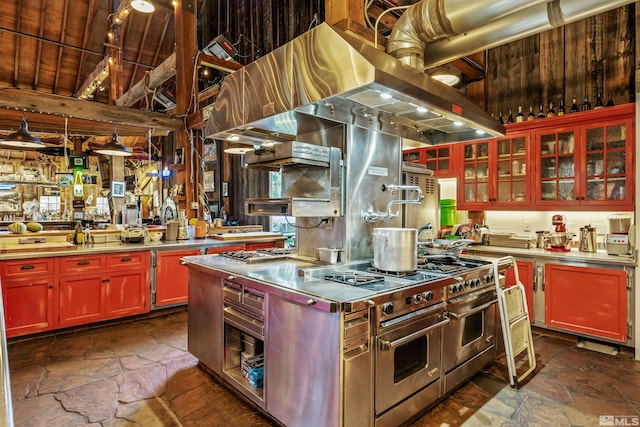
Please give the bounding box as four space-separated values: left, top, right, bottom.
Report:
7 309 640 426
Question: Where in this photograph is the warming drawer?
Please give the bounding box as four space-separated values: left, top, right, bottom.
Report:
246 197 339 217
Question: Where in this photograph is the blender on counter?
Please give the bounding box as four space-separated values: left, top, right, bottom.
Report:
605 214 635 255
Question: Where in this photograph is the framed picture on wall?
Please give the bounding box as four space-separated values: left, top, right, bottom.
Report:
111 181 125 198
203 141 217 164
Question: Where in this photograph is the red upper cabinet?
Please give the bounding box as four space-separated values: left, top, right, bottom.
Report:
402 148 423 164
458 139 492 210
534 125 579 206
424 145 455 176
494 132 532 206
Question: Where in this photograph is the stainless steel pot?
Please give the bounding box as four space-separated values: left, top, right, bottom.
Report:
372 228 417 272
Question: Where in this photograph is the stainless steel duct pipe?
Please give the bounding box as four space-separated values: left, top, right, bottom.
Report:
386 0 549 69
422 0 636 68
386 0 636 70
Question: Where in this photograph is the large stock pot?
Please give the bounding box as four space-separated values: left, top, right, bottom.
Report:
372 228 417 272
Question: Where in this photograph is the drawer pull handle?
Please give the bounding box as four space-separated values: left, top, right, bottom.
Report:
20 264 35 270
121 257 132 262
78 260 90 266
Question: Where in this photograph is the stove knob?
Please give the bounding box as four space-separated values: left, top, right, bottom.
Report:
413 294 422 304
474 278 482 287
423 291 434 301
449 284 458 294
382 302 394 316
457 284 465 292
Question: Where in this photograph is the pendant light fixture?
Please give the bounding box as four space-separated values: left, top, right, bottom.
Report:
2 114 44 148
95 125 132 156
130 0 155 13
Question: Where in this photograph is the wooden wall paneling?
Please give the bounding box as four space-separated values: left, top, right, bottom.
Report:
263 0 274 54
540 27 565 107
522 34 541 112
589 14 605 99
485 46 499 118
562 18 587 105
505 39 523 116
604 5 635 103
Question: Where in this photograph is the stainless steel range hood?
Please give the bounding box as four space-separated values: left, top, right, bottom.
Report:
204 23 504 145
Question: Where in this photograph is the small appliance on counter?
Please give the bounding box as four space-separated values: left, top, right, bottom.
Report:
546 214 572 252
120 226 145 243
578 224 596 253
605 214 635 256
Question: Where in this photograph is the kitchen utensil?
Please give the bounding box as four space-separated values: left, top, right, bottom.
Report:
372 228 417 272
535 231 548 248
419 238 474 256
579 225 596 252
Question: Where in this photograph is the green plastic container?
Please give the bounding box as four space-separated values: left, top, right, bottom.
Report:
440 199 457 226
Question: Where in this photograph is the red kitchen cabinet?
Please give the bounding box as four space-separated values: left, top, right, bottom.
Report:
2 277 56 338
246 241 278 251
402 148 423 164
1 258 58 338
59 252 150 327
59 274 105 327
457 139 492 209
544 263 628 342
424 145 454 176
504 260 534 321
155 249 202 307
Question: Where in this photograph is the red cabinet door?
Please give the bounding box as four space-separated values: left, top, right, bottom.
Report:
544 264 627 342
155 249 201 307
504 260 534 321
2 277 56 338
245 242 277 251
59 274 105 327
206 244 245 254
106 270 149 318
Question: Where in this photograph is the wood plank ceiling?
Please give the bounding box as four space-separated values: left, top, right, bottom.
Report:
0 0 178 153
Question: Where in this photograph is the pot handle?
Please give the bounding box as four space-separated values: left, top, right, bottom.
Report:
372 233 389 246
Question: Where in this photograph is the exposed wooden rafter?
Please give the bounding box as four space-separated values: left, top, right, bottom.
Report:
127 14 154 92
13 1 22 87
73 0 98 94
152 14 172 65
198 53 243 74
117 53 176 107
33 0 48 90
76 56 110 99
53 0 70 93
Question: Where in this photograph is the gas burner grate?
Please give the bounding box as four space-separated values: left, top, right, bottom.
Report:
367 267 417 277
324 272 385 286
218 250 265 260
256 248 294 256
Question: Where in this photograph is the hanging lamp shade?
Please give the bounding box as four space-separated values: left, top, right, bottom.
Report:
130 0 155 13
95 131 132 156
2 116 44 148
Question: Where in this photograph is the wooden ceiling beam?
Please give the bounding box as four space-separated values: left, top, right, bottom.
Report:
76 56 110 99
53 0 70 93
197 53 242 74
117 53 176 107
152 14 172 65
73 0 98 94
33 0 48 91
0 88 183 132
127 14 154 92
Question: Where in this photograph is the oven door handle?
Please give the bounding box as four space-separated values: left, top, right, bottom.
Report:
445 299 497 320
378 318 450 351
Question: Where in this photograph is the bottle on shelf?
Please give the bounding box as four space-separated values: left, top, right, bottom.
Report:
507 109 515 124
516 105 525 122
606 92 615 107
570 97 580 113
582 95 591 111
498 111 504 125
546 102 556 117
537 104 546 119
527 105 536 121
594 92 604 109
557 99 565 116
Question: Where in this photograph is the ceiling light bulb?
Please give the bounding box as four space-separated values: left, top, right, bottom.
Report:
453 120 463 127
475 129 485 135
130 0 155 13
380 92 392 100
416 106 428 113
432 73 461 87
228 135 239 141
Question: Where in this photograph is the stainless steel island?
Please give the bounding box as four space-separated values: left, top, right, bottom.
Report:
183 252 507 427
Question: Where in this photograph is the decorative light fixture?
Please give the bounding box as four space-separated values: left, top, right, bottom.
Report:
432 73 461 87
2 115 44 148
130 0 155 13
224 143 255 155
95 126 132 156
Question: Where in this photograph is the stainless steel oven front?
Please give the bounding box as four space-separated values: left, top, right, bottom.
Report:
443 288 498 374
374 303 449 418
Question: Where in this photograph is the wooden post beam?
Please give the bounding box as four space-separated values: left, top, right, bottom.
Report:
116 53 177 107
0 88 183 131
76 56 110 99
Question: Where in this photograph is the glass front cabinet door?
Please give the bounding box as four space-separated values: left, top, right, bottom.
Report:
495 133 530 205
535 126 578 206
459 141 491 209
581 119 633 208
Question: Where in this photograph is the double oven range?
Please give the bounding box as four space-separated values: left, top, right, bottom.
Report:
217 249 507 426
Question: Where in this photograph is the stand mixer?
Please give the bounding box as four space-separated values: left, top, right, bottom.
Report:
552 214 566 232
546 214 572 251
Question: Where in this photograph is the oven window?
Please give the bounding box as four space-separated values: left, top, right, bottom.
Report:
394 335 427 383
462 311 484 346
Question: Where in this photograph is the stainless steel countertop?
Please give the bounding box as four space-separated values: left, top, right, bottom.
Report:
0 237 285 261
463 245 637 267
182 254 395 304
